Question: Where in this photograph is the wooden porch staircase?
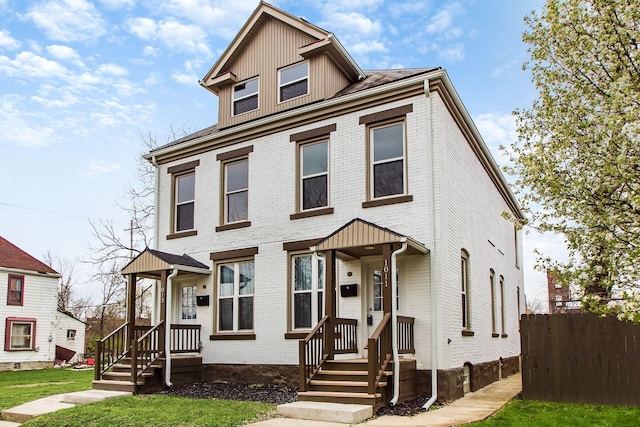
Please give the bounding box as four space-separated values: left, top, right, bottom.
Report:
92 357 164 393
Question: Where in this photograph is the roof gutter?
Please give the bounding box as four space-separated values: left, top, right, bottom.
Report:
164 267 179 387
327 33 366 80
0 267 61 278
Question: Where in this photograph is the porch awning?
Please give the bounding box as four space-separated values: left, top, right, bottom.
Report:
312 218 429 259
121 248 211 279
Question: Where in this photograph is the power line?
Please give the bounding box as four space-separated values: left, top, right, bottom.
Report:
0 200 129 226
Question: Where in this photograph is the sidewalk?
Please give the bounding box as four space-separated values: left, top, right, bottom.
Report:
249 374 522 427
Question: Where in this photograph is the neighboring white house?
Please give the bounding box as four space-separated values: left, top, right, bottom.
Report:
96 2 525 405
0 236 60 371
54 311 86 365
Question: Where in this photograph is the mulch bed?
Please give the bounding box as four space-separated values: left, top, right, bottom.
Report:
156 382 438 416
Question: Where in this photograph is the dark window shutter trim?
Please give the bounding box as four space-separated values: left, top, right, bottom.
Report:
210 246 259 261
290 124 337 142
359 104 413 125
216 145 254 162
282 238 322 252
167 160 200 174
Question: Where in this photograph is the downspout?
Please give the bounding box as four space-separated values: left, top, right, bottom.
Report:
390 240 408 406
423 78 438 410
165 267 178 387
152 155 160 325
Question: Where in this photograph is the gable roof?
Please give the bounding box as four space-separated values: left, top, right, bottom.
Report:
121 248 210 278
0 236 58 275
201 1 364 93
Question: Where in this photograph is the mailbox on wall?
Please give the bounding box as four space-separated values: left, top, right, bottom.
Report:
340 284 358 297
196 295 210 306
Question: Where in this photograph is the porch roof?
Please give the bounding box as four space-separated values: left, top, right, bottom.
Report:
312 218 429 259
121 248 211 279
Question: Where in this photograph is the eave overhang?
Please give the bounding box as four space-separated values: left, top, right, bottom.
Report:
122 248 211 279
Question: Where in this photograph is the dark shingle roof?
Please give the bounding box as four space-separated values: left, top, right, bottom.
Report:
146 248 209 270
0 236 58 274
150 67 439 154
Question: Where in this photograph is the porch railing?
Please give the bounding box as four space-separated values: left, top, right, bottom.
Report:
131 321 164 382
94 322 129 381
368 313 392 394
170 324 201 353
299 315 330 392
335 317 358 354
397 316 415 354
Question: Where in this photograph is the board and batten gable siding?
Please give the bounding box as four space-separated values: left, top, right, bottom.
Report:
0 270 58 365
430 90 524 370
156 93 437 366
217 18 348 129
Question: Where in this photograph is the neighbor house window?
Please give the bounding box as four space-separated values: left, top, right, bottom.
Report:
174 172 195 232
217 261 254 332
7 275 24 306
224 159 248 223
461 250 470 330
181 285 197 320
300 140 329 210
66 329 76 340
514 225 520 268
490 269 497 336
279 62 308 102
233 78 259 115
4 318 36 351
370 122 406 199
291 254 324 330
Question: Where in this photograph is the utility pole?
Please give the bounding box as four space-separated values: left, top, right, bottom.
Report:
125 219 134 259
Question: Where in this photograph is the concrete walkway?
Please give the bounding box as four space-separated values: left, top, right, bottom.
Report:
249 374 522 427
0 389 131 425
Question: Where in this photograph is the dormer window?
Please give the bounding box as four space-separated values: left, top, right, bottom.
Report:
233 77 259 115
279 62 308 102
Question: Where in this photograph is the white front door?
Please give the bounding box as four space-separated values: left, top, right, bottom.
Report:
178 284 197 323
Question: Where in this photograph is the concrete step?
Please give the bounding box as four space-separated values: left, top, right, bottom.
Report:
308 379 387 393
102 371 151 382
0 396 74 424
92 379 139 392
277 401 373 424
298 390 381 406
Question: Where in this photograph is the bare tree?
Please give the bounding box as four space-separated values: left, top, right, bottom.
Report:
43 251 77 313
526 298 546 315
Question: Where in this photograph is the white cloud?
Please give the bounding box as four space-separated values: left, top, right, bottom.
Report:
328 12 382 36
97 63 129 77
0 30 21 50
438 43 464 62
349 40 387 55
425 2 464 40
144 73 162 86
171 72 197 85
98 0 134 8
126 17 212 56
158 0 256 38
389 1 430 18
320 0 384 13
127 17 157 40
46 45 84 67
32 92 80 108
0 51 70 79
81 161 121 178
142 45 160 57
25 0 107 43
0 95 56 147
474 112 517 169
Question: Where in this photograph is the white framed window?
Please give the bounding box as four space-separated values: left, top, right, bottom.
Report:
279 62 308 102
490 269 497 335
224 159 248 223
181 285 197 320
291 254 324 330
66 329 76 340
300 140 329 211
500 275 506 335
370 122 406 199
174 172 195 232
217 261 254 332
233 77 259 115
4 318 36 351
461 250 470 330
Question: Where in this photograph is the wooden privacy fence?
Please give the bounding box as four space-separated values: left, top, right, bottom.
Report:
521 314 640 406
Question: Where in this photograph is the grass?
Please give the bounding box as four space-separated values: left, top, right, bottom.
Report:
0 368 94 410
22 395 275 427
470 399 640 427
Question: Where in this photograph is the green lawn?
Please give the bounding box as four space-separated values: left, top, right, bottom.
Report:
0 368 94 410
470 399 640 427
23 395 275 427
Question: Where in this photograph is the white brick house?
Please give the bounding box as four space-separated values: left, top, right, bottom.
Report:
96 2 525 405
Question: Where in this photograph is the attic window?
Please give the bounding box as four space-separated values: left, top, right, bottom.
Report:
279 62 308 102
233 78 259 115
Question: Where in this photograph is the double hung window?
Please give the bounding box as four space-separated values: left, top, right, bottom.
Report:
371 122 406 198
490 269 497 336
175 172 195 232
233 78 259 115
461 250 470 330
217 261 254 332
279 62 308 102
7 275 23 305
292 254 324 330
4 318 35 351
300 140 328 210
224 159 248 223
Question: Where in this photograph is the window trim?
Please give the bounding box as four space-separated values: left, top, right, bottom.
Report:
66 329 76 340
181 284 197 320
288 251 325 333
232 77 259 116
4 317 36 351
461 250 471 332
166 160 200 239
7 274 24 306
217 146 253 229
367 119 409 202
490 269 499 337
223 158 249 225
278 61 309 103
174 171 196 233
500 275 506 337
214 258 255 334
298 138 330 213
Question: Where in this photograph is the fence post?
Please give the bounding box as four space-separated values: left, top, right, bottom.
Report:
130 339 137 384
94 339 101 381
298 340 307 392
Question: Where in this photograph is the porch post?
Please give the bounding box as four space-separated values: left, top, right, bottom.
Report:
159 270 167 355
382 244 393 314
325 250 336 360
126 273 137 346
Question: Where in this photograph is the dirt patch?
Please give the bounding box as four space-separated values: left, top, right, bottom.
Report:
8 382 73 388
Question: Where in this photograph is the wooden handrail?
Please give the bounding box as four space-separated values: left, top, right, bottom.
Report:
335 318 358 354
95 322 129 381
368 313 392 394
132 321 165 381
299 315 330 392
170 324 201 353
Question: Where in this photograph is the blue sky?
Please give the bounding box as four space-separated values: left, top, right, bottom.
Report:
0 0 559 306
